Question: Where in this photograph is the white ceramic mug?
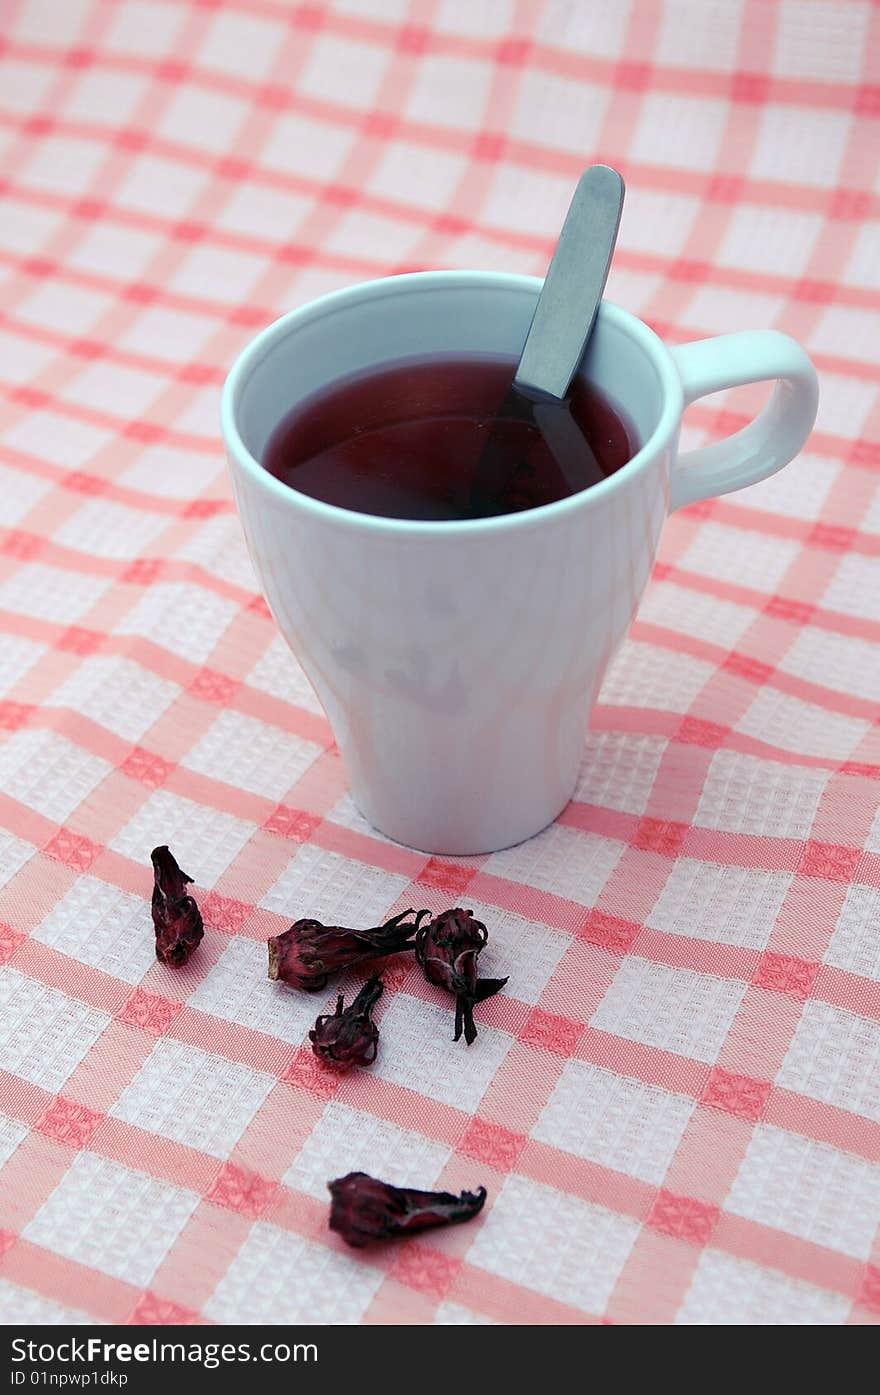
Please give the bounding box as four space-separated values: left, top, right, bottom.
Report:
222 271 818 855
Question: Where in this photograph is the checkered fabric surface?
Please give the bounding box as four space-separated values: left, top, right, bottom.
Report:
0 0 878 1328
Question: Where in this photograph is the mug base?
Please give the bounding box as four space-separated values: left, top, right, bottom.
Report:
349 790 575 857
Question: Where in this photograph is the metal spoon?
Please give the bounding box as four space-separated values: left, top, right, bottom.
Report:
468 164 625 516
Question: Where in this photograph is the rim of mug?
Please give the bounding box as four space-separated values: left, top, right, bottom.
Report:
221 270 684 537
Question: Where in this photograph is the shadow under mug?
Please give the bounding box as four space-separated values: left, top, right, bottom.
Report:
222 271 818 856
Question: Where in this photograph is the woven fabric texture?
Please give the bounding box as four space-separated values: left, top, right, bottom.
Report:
0 0 878 1326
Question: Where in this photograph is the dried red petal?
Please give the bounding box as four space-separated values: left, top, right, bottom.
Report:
150 845 204 966
328 1171 486 1248
309 975 383 1070
267 908 430 991
415 908 507 1044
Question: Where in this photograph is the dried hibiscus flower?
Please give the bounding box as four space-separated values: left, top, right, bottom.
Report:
150 845 204 966
268 908 430 992
415 907 507 1045
328 1171 486 1248
309 975 383 1069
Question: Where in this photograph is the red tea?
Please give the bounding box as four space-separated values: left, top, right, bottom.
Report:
262 353 636 522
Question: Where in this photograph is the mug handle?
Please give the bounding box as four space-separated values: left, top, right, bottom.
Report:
668 331 819 512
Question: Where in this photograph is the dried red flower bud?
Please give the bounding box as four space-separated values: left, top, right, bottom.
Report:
309 975 383 1070
415 907 507 1045
150 845 204 966
267 908 430 992
328 1170 487 1248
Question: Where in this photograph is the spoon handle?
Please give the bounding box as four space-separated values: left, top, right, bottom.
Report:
513 164 625 402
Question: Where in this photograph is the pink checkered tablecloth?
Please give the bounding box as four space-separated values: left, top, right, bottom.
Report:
0 0 878 1328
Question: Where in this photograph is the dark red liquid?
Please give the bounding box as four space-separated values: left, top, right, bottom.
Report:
262 353 636 522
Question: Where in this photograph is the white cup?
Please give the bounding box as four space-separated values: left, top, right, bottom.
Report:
222 271 818 855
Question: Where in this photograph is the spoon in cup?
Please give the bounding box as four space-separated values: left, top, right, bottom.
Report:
467 164 625 517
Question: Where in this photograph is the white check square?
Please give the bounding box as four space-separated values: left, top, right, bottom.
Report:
104 0 184 56
119 447 222 501
260 844 410 928
372 995 513 1112
632 94 726 171
408 54 493 130
646 859 792 950
844 222 880 291
0 197 59 255
17 283 112 338
55 499 168 560
116 582 237 663
119 305 217 364
204 1222 383 1324
0 563 105 624
468 1175 639 1313
0 1115 27 1169
823 554 880 622
638 582 755 648
0 59 55 116
0 634 45 691
66 70 149 125
738 688 868 761
734 451 838 521
67 225 162 282
825 883 880 982
157 87 249 154
168 246 266 303
33 876 154 985
62 362 163 419
115 155 207 221
435 0 514 34
600 642 714 713
781 628 880 705
285 1102 451 1200
591 958 746 1063
717 205 823 278
0 1280 90 1325
485 823 624 906
247 636 323 713
25 1153 199 1286
680 522 799 592
777 1001 880 1124
461 901 568 1005
574 732 666 815
111 789 255 887
299 35 388 110
677 1248 848 1324
45 655 180 743
775 1 869 82
619 189 700 257
751 105 849 187
533 1062 696 1184
182 709 321 802
200 12 285 80
112 1037 274 1159
189 937 319 1046
0 830 34 891
18 136 105 196
0 968 109 1092
656 0 744 68
219 183 311 242
0 467 48 527
694 750 826 840
260 115 354 181
0 729 111 822
510 70 608 153
534 0 631 55
4 411 112 471
726 1125 880 1260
